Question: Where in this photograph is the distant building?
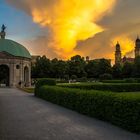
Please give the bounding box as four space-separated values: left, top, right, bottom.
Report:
115 37 140 65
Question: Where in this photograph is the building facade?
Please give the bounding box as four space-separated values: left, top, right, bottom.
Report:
0 25 31 87
115 37 140 65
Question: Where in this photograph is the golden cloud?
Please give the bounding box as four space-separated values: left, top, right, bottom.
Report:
29 0 116 58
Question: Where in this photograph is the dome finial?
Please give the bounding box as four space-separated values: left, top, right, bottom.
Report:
0 24 6 39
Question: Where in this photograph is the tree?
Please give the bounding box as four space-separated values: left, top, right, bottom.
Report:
132 56 140 78
97 59 112 75
51 58 68 79
31 56 51 78
85 60 99 78
68 55 86 78
122 62 133 78
112 64 122 79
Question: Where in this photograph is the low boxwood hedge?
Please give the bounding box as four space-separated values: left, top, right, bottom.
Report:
59 83 140 92
35 78 56 96
35 85 140 133
101 79 138 83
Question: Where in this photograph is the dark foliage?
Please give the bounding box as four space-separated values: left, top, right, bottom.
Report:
60 83 140 92
35 78 56 96
31 55 140 80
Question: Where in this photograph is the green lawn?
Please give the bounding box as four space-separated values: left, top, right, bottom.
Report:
20 87 34 93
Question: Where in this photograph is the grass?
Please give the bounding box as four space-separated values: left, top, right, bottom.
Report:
19 87 34 93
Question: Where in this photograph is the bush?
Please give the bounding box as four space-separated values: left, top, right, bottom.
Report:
35 85 140 133
71 75 77 80
124 78 137 83
35 78 56 96
77 77 87 82
99 73 113 80
59 83 140 92
101 80 125 83
102 78 139 83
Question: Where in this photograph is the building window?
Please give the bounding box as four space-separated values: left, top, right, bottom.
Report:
16 65 20 69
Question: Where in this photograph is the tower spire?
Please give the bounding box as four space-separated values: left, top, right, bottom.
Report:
115 42 121 65
0 24 6 39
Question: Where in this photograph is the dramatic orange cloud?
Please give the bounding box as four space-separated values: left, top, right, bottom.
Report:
29 0 116 58
6 0 140 60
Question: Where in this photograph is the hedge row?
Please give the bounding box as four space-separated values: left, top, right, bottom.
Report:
35 85 140 133
59 83 140 92
101 79 140 83
35 78 56 96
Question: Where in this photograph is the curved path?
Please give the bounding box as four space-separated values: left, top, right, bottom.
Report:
0 88 139 140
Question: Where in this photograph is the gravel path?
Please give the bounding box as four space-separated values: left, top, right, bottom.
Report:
0 88 139 140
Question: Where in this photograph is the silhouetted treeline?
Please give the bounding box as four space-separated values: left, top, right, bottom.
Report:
31 55 140 80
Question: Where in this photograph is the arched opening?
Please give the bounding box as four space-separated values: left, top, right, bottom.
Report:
0 65 9 86
24 66 29 87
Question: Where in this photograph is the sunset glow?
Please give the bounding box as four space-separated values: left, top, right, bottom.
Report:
31 0 116 58
4 0 140 60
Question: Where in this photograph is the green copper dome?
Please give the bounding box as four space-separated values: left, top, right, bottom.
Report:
0 39 31 59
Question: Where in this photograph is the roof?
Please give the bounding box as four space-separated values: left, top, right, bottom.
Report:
0 39 31 59
122 57 134 63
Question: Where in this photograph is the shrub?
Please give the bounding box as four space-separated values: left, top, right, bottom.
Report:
77 77 87 82
124 78 137 83
71 75 77 80
35 78 56 96
101 80 125 83
99 73 113 80
35 85 140 133
102 78 139 83
59 83 140 92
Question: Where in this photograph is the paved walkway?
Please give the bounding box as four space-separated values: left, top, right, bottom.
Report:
0 88 139 140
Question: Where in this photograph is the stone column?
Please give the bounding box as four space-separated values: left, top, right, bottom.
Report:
20 60 24 87
9 63 14 87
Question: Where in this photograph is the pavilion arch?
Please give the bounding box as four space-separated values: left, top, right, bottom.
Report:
0 64 10 86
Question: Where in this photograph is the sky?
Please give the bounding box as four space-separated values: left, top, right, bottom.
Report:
1 0 140 61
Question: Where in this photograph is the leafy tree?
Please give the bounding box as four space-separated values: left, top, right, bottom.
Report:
98 59 112 75
68 55 86 78
85 60 99 78
32 56 51 78
122 62 133 78
132 56 140 78
51 58 68 79
112 64 122 79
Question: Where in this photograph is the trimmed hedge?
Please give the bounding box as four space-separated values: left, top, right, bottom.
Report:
101 79 138 83
59 83 140 92
35 78 56 96
101 78 140 83
35 85 140 133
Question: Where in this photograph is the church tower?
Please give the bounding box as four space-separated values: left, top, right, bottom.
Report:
115 42 122 65
135 37 140 58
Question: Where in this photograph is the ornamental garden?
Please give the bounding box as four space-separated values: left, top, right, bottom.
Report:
29 54 140 134
0 25 140 134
